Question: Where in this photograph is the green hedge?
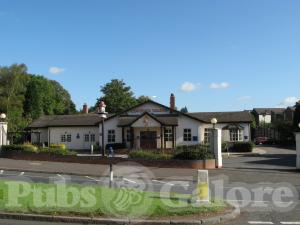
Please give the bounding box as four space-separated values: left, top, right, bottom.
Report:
1 144 76 156
129 150 172 160
230 142 254 152
129 144 214 161
49 144 66 150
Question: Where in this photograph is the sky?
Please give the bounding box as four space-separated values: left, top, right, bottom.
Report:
0 0 300 112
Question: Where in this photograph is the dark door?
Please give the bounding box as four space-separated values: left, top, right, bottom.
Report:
140 131 157 149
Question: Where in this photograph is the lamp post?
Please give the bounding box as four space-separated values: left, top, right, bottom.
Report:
98 101 107 157
211 118 217 129
0 113 7 147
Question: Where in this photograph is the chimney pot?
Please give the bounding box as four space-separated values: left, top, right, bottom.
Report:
83 103 88 114
170 93 175 112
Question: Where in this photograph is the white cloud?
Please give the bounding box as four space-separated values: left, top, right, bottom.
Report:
180 81 199 92
210 82 230 89
49 66 65 75
151 96 157 99
279 96 299 107
237 96 252 101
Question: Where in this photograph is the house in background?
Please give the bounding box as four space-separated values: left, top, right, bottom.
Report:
28 94 252 150
253 108 286 125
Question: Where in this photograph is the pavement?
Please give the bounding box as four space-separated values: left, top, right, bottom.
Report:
0 146 299 224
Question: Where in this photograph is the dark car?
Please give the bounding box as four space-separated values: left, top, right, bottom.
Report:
255 137 268 145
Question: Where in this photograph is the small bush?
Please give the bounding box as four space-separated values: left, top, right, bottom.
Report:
174 144 214 160
1 144 38 153
230 142 254 152
1 144 76 156
49 144 66 150
173 149 214 160
129 150 172 160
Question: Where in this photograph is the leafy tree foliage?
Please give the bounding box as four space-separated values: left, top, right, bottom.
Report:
180 106 188 113
136 95 151 104
293 102 300 130
94 79 149 114
0 64 76 131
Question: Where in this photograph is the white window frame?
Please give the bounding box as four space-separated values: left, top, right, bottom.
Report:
230 129 243 142
107 130 115 143
90 134 95 142
204 128 213 144
164 128 173 141
66 134 72 142
84 134 89 142
183 128 192 141
61 134 66 142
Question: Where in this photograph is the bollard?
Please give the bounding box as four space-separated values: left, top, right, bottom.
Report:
196 170 209 204
109 163 113 188
90 145 94 155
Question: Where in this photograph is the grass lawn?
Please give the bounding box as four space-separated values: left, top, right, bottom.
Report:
0 180 228 219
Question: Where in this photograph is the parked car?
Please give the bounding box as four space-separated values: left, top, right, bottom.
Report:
255 137 269 145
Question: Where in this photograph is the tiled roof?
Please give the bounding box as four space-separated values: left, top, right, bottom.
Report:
28 114 111 128
188 111 252 123
253 108 285 115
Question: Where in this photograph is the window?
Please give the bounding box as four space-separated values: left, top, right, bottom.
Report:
230 129 243 142
204 128 213 144
164 128 173 141
84 134 89 142
126 129 131 142
183 129 192 141
67 134 72 142
90 134 95 142
108 130 115 143
61 134 66 142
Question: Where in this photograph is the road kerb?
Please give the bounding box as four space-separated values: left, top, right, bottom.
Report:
0 206 240 224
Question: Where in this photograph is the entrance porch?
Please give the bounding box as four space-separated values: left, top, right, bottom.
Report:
118 112 178 150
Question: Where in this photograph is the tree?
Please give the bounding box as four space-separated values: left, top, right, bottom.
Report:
136 95 151 104
293 102 300 130
95 79 137 114
180 106 188 113
0 63 76 131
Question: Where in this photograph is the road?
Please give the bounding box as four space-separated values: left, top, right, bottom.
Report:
0 146 298 224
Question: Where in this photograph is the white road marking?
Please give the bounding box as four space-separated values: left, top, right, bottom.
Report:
19 172 24 176
280 222 300 225
29 162 42 166
56 174 65 180
152 179 189 187
0 170 3 174
248 221 274 224
123 178 137 184
85 176 101 182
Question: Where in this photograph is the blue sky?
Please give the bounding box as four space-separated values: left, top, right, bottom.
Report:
0 0 299 112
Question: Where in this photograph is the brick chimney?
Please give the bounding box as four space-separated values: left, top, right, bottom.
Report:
82 103 88 114
170 93 175 112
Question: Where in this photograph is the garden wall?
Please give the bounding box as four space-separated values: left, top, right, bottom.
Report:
0 151 216 169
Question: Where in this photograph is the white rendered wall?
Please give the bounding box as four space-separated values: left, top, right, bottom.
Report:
49 126 99 150
176 115 202 146
31 128 48 144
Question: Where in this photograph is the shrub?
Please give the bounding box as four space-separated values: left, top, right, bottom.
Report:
1 144 76 156
49 144 66 150
230 142 254 152
174 144 214 160
1 144 38 153
173 149 214 160
222 142 230 152
129 150 172 160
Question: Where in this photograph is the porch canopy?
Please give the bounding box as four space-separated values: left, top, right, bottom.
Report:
117 112 178 149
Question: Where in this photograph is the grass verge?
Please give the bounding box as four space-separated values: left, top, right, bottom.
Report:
0 180 228 219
